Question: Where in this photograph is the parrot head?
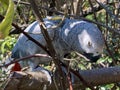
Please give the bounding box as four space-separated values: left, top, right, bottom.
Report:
78 25 105 62
62 20 105 62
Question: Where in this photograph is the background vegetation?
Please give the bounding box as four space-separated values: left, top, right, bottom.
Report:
0 0 120 90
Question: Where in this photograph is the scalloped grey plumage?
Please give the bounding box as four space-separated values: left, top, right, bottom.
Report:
11 17 105 70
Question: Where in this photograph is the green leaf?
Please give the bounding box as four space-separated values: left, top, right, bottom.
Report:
0 0 14 38
0 0 9 5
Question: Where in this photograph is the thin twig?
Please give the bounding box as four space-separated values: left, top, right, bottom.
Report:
61 62 96 90
13 0 102 17
88 0 97 21
11 1 120 36
28 0 67 90
46 15 66 30
0 54 51 68
67 60 73 90
75 17 120 36
95 0 120 24
75 52 91 62
67 72 73 90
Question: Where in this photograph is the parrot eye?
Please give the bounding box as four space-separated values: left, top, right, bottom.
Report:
96 52 99 54
88 41 92 46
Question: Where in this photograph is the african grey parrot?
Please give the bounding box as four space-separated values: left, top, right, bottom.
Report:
7 16 104 71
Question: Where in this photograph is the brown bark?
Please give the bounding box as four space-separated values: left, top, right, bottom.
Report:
3 66 120 90
28 0 67 90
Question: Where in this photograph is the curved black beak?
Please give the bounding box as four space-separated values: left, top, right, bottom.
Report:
83 52 101 62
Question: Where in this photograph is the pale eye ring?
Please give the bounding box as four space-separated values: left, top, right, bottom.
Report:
88 41 92 46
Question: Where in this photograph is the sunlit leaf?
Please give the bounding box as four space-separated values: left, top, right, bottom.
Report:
0 0 14 38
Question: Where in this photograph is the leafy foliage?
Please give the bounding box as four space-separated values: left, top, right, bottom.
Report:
0 0 14 38
0 36 16 54
0 0 120 90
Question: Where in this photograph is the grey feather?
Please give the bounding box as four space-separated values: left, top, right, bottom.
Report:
11 17 104 70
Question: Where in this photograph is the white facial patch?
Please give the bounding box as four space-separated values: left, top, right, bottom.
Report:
78 30 92 52
78 29 104 56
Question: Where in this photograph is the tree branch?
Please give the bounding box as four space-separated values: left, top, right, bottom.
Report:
3 66 120 90
0 54 51 68
28 0 67 90
4 1 120 36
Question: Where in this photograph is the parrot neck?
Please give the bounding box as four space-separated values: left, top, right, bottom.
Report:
53 29 72 57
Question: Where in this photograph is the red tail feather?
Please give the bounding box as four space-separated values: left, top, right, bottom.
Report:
11 62 21 71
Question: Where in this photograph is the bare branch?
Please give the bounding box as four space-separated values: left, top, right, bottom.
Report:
95 0 120 24
9 1 120 36
75 17 120 36
28 0 67 90
7 1 120 36
0 54 51 68
88 0 98 21
3 66 120 90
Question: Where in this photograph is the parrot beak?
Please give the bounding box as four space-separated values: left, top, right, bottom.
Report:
83 52 101 62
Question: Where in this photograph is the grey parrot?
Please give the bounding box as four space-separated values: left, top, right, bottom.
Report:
8 16 104 71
